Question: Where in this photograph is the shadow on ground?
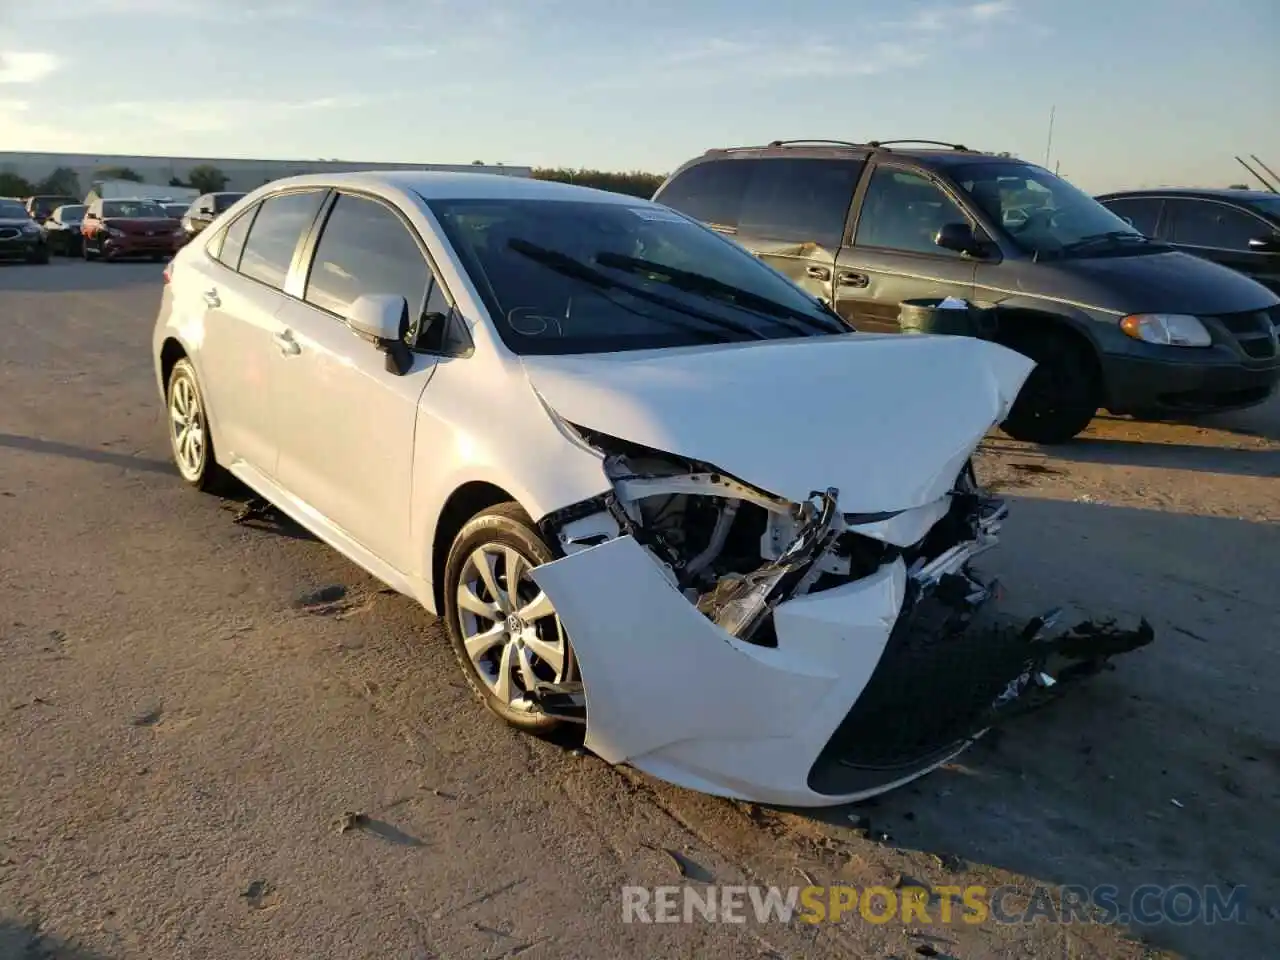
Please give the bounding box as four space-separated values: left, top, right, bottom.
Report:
0 920 114 959
0 433 176 475
781 496 1280 960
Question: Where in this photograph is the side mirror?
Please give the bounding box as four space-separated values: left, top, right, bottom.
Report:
347 294 412 374
1247 235 1280 253
935 221 980 255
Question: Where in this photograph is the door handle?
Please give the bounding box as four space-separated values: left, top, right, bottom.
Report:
202 288 221 308
837 271 870 288
806 265 832 281
272 330 301 356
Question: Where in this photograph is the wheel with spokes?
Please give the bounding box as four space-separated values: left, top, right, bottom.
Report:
166 358 230 493
443 502 578 733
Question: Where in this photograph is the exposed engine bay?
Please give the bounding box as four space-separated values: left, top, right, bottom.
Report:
539 427 1004 647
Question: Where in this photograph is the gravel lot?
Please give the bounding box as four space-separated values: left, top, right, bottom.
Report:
2 259 1277 960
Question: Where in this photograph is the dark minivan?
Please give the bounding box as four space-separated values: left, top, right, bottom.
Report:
1096 188 1280 295
654 141 1280 443
178 191 246 247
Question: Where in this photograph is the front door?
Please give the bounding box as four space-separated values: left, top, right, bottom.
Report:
1163 197 1280 294
834 164 977 333
272 191 442 574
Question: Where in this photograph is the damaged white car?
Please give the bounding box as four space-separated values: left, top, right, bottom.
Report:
154 172 1152 807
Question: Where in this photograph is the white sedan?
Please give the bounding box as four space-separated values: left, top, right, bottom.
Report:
154 171 1083 806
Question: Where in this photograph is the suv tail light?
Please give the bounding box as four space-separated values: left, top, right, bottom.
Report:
162 260 173 284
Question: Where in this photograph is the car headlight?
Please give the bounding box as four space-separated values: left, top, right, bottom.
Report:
106 227 125 238
1119 313 1212 347
21 222 40 235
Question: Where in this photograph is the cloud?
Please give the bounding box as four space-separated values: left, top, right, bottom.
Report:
0 51 60 84
967 0 1014 20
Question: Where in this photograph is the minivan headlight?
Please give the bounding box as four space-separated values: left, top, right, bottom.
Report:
1119 313 1212 347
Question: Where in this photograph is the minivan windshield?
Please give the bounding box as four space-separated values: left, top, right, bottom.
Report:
0 199 27 219
426 197 849 355
952 162 1159 259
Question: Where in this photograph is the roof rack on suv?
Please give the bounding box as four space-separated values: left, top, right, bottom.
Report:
866 139 971 151
765 139 865 148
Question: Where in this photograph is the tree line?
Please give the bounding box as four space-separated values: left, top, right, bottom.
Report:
1 163 667 203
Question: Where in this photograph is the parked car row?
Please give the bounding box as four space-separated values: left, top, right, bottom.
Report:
0 196 50 263
651 140 1280 442
11 191 248 261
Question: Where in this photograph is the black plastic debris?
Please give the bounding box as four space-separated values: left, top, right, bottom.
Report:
230 496 277 525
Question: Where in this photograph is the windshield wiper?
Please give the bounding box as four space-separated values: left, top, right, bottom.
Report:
593 253 849 336
1058 231 1154 255
507 239 769 341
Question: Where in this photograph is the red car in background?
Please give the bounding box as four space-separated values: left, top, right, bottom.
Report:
81 198 182 261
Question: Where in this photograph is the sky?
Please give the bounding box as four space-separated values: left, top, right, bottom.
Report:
0 0 1276 193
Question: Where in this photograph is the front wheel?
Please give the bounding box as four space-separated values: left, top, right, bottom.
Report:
166 358 231 493
82 238 95 260
443 502 578 734
999 331 1099 444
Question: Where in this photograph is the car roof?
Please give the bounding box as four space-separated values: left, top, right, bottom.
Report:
254 171 643 205
1097 187 1280 202
692 142 1029 170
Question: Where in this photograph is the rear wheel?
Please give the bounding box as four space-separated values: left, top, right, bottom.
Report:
443 502 578 734
82 238 95 260
999 330 1099 444
26 247 49 265
166 358 231 493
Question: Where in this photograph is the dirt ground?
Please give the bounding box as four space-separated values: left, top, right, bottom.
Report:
1 260 1277 960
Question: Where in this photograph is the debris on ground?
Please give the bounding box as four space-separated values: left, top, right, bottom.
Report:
240 879 275 910
933 853 967 873
334 811 368 834
230 497 278 525
131 706 162 726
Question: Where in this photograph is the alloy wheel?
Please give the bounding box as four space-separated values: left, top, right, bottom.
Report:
168 373 206 481
455 542 569 709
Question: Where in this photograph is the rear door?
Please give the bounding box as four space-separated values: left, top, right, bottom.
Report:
834 163 978 333
1164 197 1280 291
272 190 442 574
194 188 328 475
733 157 865 304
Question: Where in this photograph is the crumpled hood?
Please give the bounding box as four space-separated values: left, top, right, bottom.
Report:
522 334 1035 512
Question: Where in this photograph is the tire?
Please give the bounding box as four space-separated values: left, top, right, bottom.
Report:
26 248 49 265
999 330 1099 444
82 239 95 261
166 358 231 494
443 502 578 734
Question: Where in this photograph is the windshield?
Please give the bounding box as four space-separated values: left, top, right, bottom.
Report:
0 200 27 218
952 162 1154 259
214 193 245 212
426 197 848 355
57 205 86 221
102 200 168 219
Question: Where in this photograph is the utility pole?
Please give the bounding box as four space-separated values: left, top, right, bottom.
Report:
1044 105 1055 168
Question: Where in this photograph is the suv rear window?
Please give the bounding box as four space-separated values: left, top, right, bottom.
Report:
655 159 754 229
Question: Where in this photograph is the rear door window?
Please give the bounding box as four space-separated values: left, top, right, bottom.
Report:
655 159 755 229
1167 199 1267 250
1101 197 1163 236
737 158 864 248
237 189 327 289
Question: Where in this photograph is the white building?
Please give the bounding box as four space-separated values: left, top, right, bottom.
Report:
0 151 530 198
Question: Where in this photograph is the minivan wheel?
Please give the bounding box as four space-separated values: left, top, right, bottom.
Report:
999 331 1098 444
166 358 231 493
443 502 578 734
